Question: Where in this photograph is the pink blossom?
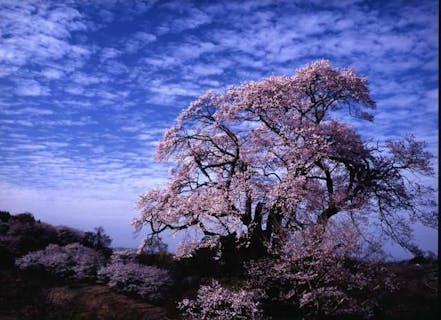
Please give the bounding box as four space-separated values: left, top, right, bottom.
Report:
15 243 106 281
135 60 435 259
177 280 264 320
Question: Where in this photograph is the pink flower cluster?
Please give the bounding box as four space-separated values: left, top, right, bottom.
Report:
246 223 397 318
178 280 264 320
97 250 173 303
15 243 105 281
135 59 435 261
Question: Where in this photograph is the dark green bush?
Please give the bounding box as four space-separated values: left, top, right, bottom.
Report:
11 212 35 224
55 226 86 245
0 211 11 222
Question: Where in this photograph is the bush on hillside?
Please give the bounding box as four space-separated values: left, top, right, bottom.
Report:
16 243 106 281
0 211 11 222
12 212 35 224
178 280 264 320
97 261 173 303
1 214 58 257
83 226 112 250
246 223 398 319
0 212 115 269
55 226 86 245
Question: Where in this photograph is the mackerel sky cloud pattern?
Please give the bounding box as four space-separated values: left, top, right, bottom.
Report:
0 0 437 254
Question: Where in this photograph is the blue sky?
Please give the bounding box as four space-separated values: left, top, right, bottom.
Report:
0 0 438 257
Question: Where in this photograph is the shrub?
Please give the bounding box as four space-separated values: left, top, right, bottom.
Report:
0 212 60 268
12 212 35 224
0 213 94 264
177 280 264 320
1 218 58 256
0 211 11 222
15 243 106 281
55 226 86 245
0 222 9 235
246 222 398 319
138 236 169 254
173 234 250 278
137 251 174 269
97 261 173 303
135 237 174 268
109 248 139 264
83 226 111 250
0 243 15 268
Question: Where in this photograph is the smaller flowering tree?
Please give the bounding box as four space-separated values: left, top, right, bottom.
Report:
110 248 140 264
97 250 173 303
178 280 264 320
15 243 106 281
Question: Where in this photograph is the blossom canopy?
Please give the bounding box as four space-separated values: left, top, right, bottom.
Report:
134 60 435 256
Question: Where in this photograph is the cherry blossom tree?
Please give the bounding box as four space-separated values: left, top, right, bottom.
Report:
134 60 436 258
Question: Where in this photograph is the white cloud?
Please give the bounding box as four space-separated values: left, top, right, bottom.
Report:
124 31 157 53
1 107 54 115
0 1 91 76
64 85 85 95
100 47 122 61
424 89 439 113
0 119 34 126
134 31 157 42
44 142 69 148
143 56 179 67
192 63 224 76
43 117 96 126
149 80 202 97
156 5 211 34
15 79 49 96
72 72 104 85
40 68 65 79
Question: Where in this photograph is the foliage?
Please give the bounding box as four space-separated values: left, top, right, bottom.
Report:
55 226 86 246
83 226 112 250
174 233 267 278
0 243 14 268
0 212 58 259
178 280 265 320
0 210 11 222
15 243 106 281
134 60 435 260
137 235 168 254
109 248 140 264
134 236 175 268
97 258 173 303
138 251 175 269
246 222 398 319
0 212 91 268
12 212 36 224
